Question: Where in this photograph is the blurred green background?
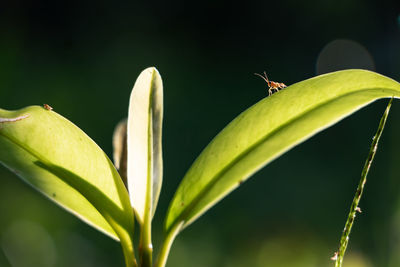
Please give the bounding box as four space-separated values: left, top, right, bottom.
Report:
1 1 400 266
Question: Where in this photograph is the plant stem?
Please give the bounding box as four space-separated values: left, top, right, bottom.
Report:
333 98 393 267
154 222 184 267
139 215 153 267
122 244 138 267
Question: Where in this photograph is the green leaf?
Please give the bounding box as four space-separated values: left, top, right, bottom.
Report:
0 106 136 267
164 69 400 233
127 67 163 225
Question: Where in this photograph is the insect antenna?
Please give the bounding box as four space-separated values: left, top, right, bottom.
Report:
263 71 270 84
254 72 271 86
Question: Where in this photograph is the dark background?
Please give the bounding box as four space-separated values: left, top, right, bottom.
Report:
1 1 400 266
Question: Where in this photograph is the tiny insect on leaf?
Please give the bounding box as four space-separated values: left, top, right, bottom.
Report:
255 71 287 96
43 104 53 111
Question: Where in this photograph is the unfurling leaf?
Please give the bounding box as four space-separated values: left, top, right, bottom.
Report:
127 67 163 225
113 119 128 187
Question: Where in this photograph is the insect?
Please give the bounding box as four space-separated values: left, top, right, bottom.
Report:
43 104 53 111
254 71 287 96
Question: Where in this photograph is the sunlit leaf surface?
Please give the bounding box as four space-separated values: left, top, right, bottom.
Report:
165 69 400 234
0 106 135 266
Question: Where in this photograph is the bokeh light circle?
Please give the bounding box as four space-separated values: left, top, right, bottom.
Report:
316 39 375 75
